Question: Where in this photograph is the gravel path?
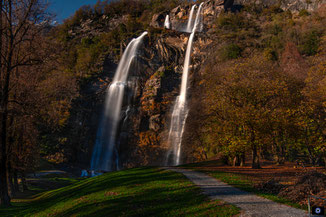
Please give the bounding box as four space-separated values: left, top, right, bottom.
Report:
166 168 308 217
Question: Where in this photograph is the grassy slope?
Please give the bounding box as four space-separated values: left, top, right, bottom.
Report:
0 167 239 217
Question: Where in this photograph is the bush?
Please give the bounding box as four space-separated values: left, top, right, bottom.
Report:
299 9 310 17
300 30 321 56
264 48 278 61
220 44 242 60
216 13 249 32
262 5 283 15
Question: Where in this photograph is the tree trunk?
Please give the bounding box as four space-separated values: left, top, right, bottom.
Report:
0 91 11 206
0 0 13 206
21 172 28 192
307 146 315 165
0 136 11 206
252 144 261 169
7 162 14 197
240 152 245 167
251 132 260 169
0 0 2 80
233 155 240 166
233 156 237 166
13 171 19 192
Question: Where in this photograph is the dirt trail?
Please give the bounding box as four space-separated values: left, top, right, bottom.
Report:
167 167 308 217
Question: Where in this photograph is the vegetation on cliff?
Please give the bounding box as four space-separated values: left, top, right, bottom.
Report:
185 4 326 168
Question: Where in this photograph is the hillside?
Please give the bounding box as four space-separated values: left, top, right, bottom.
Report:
47 0 326 170
0 0 326 209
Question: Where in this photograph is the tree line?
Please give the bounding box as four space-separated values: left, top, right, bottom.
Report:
184 6 326 169
0 0 77 206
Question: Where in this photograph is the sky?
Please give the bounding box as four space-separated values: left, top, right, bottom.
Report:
48 0 101 23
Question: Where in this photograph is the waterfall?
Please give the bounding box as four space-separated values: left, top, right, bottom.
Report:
186 5 196 33
193 2 204 32
166 3 204 166
91 32 148 172
164 15 170 29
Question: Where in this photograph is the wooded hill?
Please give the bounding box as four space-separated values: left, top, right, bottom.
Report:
0 0 325 207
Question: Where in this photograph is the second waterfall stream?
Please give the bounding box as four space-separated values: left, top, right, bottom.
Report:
90 32 148 172
166 3 204 166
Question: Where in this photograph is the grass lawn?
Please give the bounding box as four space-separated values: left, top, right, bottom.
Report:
0 167 239 217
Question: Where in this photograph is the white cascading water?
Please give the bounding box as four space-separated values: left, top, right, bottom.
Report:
164 15 170 29
91 32 148 172
186 5 196 33
166 3 204 166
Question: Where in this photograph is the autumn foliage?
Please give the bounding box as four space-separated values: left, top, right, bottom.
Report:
185 5 326 169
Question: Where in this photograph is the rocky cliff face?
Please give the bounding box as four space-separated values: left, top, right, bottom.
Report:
151 0 326 31
115 32 189 167
66 0 326 169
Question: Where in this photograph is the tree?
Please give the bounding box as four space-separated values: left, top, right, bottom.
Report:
0 0 59 206
201 55 291 169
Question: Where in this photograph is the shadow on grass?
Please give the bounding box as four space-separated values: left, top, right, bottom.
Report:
178 160 225 168
0 167 239 217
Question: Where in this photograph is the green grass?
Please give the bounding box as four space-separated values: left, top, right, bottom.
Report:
193 168 306 210
0 167 240 217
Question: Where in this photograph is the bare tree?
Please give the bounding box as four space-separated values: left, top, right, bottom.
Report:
0 0 49 206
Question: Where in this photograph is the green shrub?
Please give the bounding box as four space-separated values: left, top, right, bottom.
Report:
220 44 242 60
300 30 321 56
262 34 284 52
159 70 165 77
243 3 263 15
81 37 94 47
216 13 249 32
266 24 283 35
299 9 310 17
262 5 283 16
263 48 278 61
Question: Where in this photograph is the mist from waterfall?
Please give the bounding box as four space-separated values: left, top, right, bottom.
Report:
91 32 148 172
186 5 196 33
164 15 170 29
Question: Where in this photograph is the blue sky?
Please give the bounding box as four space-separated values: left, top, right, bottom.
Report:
48 0 101 23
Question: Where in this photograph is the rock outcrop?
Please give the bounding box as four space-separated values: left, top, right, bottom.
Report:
151 0 326 31
235 0 326 12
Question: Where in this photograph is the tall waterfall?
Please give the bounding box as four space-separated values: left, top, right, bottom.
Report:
164 15 170 29
166 3 204 166
91 32 148 172
186 5 196 33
